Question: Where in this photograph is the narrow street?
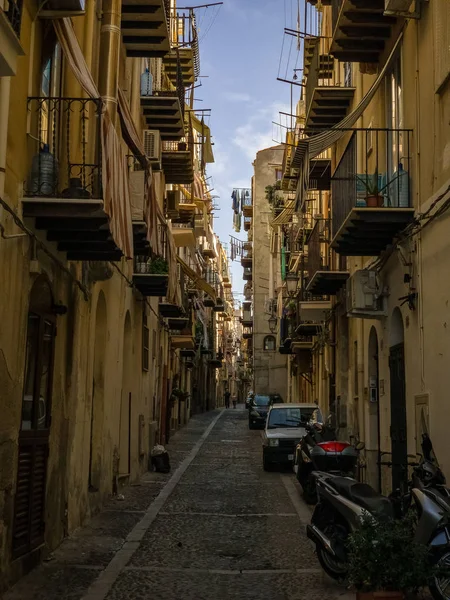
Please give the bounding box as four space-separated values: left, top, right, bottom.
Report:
3 408 353 600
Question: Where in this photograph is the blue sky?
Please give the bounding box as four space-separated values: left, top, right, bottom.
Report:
194 0 301 299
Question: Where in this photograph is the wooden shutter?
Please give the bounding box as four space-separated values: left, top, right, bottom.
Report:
435 0 450 92
12 440 48 558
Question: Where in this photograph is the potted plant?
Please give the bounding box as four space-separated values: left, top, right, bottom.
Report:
286 300 297 319
149 256 169 274
357 169 384 208
347 512 432 600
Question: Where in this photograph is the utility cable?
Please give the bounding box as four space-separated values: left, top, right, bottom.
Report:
0 195 90 301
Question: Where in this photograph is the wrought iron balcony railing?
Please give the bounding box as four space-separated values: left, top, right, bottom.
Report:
331 128 412 240
5 0 23 37
25 97 102 199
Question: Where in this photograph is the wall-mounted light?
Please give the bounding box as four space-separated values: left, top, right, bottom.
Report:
268 315 277 333
285 271 299 296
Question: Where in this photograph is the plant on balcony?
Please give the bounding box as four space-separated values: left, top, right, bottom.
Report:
357 168 384 208
149 256 169 274
286 300 297 319
265 181 284 210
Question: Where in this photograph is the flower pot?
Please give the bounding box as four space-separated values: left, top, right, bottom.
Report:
366 194 384 208
357 592 404 600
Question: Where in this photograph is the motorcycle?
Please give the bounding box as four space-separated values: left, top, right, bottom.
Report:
294 417 364 504
306 434 450 600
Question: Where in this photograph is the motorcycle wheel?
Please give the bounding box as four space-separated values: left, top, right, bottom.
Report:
430 549 450 600
316 546 348 582
302 474 318 505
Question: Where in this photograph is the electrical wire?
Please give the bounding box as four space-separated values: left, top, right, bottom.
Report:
0 195 90 301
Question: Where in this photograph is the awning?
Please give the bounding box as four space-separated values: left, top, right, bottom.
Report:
271 200 296 227
118 88 148 170
191 113 215 164
295 32 404 209
177 256 217 301
172 227 196 248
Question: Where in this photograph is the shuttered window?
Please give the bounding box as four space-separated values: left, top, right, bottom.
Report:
435 0 450 92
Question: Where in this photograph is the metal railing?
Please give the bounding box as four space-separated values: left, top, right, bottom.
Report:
243 216 252 230
134 224 168 274
307 219 329 281
170 10 200 80
162 136 193 154
25 97 102 199
241 245 253 261
331 0 343 37
331 128 413 239
5 0 23 37
243 267 252 280
243 194 253 209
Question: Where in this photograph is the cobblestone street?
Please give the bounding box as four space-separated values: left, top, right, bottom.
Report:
3 408 354 600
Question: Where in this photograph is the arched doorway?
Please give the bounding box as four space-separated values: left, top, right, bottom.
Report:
89 292 107 493
119 313 133 476
12 275 56 557
389 308 407 493
368 327 381 491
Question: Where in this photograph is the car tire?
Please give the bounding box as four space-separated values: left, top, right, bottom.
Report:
263 453 271 471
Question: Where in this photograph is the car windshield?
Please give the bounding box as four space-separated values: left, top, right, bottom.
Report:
267 407 322 429
253 395 271 407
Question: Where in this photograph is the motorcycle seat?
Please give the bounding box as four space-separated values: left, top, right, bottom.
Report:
326 477 394 519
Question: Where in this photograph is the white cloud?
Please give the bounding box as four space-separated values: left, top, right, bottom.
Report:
223 92 253 103
232 102 289 161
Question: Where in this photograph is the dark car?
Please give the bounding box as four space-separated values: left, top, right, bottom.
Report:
248 394 283 429
245 392 254 410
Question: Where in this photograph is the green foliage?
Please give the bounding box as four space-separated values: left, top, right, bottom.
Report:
357 168 380 196
150 256 169 274
347 511 431 592
265 181 284 207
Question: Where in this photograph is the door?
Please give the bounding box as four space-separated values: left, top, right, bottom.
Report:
389 342 408 494
13 277 55 558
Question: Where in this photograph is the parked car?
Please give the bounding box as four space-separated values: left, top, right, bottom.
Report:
245 391 254 409
248 395 273 429
262 403 322 471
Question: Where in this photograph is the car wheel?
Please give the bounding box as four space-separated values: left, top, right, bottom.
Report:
263 453 271 471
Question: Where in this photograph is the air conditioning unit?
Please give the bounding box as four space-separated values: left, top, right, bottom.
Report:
166 190 180 217
346 269 387 319
143 129 161 169
384 0 414 15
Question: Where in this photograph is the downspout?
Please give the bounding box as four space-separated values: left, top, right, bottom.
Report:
0 77 11 207
98 0 122 122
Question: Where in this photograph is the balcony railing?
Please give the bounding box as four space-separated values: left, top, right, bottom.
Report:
25 97 102 199
243 216 252 231
331 128 412 240
5 0 23 37
307 219 329 281
134 224 168 274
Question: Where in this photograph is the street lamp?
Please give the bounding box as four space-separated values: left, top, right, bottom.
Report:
285 271 299 296
268 315 277 333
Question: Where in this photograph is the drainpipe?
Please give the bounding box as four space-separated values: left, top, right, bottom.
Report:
0 76 11 223
98 0 122 122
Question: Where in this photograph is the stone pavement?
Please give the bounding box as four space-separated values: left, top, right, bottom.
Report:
2 407 355 600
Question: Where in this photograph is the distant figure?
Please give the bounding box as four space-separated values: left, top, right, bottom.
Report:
224 390 231 409
232 393 237 409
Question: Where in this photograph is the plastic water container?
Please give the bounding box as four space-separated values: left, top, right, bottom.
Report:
140 68 153 96
30 144 58 196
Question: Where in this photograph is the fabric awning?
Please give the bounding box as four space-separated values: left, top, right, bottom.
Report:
118 88 148 170
54 18 133 259
271 200 296 227
177 256 217 301
191 113 215 164
295 32 404 210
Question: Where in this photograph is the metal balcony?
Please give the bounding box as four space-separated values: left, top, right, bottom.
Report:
241 244 253 268
331 0 400 64
164 10 200 86
305 220 349 295
0 0 24 76
243 267 252 281
133 224 169 296
304 36 355 131
161 138 194 184
22 97 127 261
331 128 415 256
243 216 252 231
242 191 253 217
121 0 170 58
281 129 332 193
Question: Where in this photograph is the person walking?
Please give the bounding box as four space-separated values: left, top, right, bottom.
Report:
224 390 231 409
232 393 237 409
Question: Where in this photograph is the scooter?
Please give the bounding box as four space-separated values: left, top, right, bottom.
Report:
306 435 450 600
294 419 363 504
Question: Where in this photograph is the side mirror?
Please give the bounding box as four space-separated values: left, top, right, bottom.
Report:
355 441 365 451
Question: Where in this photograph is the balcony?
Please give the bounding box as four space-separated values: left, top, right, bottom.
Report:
194 212 207 237
133 224 169 296
242 191 253 217
0 0 24 76
243 216 252 231
164 11 199 86
121 0 170 58
22 97 126 261
282 129 332 193
306 219 349 295
201 240 216 259
304 36 355 132
172 199 196 224
243 267 252 281
331 0 400 64
171 223 195 248
162 138 194 184
241 244 253 268
242 326 253 340
140 72 184 141
331 128 415 256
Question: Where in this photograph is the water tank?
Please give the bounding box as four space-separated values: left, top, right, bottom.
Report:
141 68 153 97
30 144 58 196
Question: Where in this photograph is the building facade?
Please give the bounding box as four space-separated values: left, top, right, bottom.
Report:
0 0 235 591
277 0 450 494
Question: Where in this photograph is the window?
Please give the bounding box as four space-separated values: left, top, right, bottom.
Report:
263 335 276 351
275 168 282 181
142 312 149 372
21 277 56 431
